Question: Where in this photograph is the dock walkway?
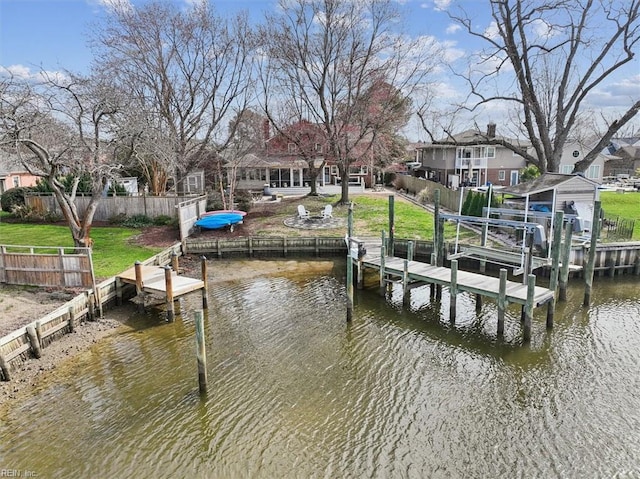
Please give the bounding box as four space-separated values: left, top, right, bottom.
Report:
354 239 556 341
361 243 555 307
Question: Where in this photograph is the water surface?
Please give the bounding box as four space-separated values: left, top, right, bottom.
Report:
1 260 639 478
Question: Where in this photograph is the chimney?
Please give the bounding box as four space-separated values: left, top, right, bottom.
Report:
262 119 270 142
487 122 496 138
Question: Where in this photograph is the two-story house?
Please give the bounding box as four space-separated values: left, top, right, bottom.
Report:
231 120 374 191
415 123 529 189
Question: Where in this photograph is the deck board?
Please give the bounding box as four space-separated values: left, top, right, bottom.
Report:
360 241 555 306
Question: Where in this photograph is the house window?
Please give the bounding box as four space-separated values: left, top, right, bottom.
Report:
498 170 506 181
587 164 600 180
560 165 573 174
330 165 338 175
288 143 296 153
315 143 323 153
13 176 20 188
486 147 495 158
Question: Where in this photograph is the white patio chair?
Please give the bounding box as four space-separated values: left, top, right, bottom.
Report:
297 204 310 219
321 204 333 219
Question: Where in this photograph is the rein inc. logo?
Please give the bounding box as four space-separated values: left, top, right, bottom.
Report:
0 470 37 477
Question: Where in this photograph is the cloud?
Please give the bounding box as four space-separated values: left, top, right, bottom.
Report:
585 76 640 108
484 20 501 41
3 64 32 79
446 23 461 34
433 0 451 11
89 0 133 14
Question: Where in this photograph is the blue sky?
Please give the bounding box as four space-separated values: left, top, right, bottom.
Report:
1 0 638 140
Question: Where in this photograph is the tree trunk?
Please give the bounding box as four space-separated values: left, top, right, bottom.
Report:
340 169 350 204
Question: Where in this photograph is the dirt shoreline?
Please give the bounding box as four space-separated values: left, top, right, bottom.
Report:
0 258 338 408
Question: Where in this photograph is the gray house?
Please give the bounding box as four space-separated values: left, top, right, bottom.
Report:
415 123 529 189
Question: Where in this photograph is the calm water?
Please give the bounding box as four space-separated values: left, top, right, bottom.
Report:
1 260 639 478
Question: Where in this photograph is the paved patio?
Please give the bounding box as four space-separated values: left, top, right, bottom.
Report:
283 215 346 230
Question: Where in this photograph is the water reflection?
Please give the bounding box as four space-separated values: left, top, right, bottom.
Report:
1 261 639 478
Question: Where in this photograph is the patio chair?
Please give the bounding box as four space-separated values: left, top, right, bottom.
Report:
321 204 333 219
297 204 310 219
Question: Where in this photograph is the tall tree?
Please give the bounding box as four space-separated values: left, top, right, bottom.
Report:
260 0 434 203
0 71 129 249
93 1 257 194
448 0 640 173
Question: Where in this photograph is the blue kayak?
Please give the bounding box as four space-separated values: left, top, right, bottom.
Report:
195 212 244 230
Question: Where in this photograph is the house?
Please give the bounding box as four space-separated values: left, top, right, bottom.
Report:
0 152 40 195
230 120 374 191
557 139 606 183
415 123 529 189
603 137 640 179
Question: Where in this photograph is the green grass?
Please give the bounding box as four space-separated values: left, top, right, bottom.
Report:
600 191 640 240
0 222 162 278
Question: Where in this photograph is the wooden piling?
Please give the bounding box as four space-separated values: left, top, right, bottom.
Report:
116 277 123 306
430 253 436 300
449 260 458 322
549 211 564 294
523 274 535 342
346 202 354 322
0 355 11 382
407 241 414 262
165 265 175 322
26 325 42 359
171 252 179 273
201 256 208 310
134 261 144 313
559 220 573 301
497 269 507 336
475 294 482 313
634 255 640 276
68 306 76 333
583 201 602 307
402 259 410 305
435 217 444 301
379 242 387 297
388 195 395 257
194 310 208 394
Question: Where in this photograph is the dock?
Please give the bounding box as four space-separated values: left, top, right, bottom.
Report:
353 239 556 341
116 256 208 320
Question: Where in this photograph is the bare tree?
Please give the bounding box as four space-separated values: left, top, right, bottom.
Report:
448 0 640 173
93 1 257 194
0 70 129 249
260 0 435 203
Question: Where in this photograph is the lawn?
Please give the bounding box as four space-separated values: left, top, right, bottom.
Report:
600 191 640 240
0 222 162 278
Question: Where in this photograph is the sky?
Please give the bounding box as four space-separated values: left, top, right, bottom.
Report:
1 0 639 141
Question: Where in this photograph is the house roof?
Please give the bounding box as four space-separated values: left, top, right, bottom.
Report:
0 151 29 177
500 173 599 196
416 127 530 149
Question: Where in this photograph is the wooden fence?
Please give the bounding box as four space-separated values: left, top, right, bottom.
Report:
0 245 95 288
26 194 202 221
394 176 466 212
177 195 208 244
0 243 182 381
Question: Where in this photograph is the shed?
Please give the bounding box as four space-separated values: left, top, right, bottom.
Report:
500 173 599 231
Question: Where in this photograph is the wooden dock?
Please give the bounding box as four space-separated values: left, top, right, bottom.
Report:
354 240 556 341
116 257 208 320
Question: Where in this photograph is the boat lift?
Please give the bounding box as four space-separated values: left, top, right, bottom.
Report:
442 186 561 276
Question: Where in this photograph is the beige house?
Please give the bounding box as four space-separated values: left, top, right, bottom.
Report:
415 123 529 188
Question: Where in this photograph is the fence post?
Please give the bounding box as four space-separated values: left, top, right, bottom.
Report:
26 325 42 359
